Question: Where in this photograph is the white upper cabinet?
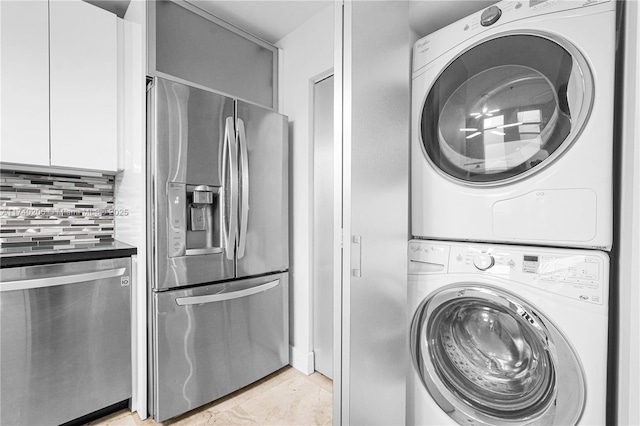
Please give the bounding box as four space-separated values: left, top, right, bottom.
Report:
0 0 118 173
50 0 118 171
1 0 50 166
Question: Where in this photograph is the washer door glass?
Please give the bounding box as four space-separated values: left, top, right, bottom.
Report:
429 298 555 417
411 285 585 425
421 35 592 184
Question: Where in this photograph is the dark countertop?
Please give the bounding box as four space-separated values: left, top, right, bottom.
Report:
0 240 137 268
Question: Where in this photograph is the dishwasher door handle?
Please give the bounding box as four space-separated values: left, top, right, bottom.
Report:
0 268 127 292
175 279 280 306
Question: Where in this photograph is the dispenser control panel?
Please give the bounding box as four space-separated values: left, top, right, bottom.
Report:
167 183 187 257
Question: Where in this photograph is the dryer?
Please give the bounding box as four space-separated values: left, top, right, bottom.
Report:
411 0 616 250
406 239 609 425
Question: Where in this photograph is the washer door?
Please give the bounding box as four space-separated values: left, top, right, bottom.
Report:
421 34 593 185
410 284 585 425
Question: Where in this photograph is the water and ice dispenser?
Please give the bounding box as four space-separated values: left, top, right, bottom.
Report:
167 182 223 257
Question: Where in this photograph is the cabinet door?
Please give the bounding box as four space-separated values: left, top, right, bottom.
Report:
153 1 277 109
50 0 118 171
342 2 410 425
0 0 50 166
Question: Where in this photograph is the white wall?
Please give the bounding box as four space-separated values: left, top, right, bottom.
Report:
275 5 334 375
115 1 147 418
617 0 640 423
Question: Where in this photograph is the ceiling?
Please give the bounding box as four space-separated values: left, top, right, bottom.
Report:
83 0 131 18
83 0 499 44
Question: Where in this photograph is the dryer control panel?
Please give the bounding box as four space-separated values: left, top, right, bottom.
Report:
413 0 614 74
408 240 609 305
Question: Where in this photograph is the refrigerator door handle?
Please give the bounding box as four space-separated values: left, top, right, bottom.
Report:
223 116 239 260
0 268 127 292
237 118 249 259
174 279 280 306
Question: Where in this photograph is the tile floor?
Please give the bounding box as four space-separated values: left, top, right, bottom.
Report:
88 367 333 426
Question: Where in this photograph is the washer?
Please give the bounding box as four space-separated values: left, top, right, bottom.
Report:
407 239 609 425
411 0 616 250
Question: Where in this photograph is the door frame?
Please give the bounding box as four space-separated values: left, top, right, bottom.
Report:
333 1 346 423
310 69 335 380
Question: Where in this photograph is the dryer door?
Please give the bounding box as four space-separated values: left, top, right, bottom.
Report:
420 34 592 185
410 284 585 425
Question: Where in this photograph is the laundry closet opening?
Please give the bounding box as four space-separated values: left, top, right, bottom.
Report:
312 73 335 380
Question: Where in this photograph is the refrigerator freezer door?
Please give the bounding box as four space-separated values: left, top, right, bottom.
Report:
151 77 235 290
151 273 289 422
235 101 289 278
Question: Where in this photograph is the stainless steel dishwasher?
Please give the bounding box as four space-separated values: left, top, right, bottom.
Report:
0 257 132 426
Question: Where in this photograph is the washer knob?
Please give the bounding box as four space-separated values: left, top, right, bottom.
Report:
473 253 495 271
481 6 502 27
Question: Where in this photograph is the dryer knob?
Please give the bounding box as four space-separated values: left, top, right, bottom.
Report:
473 253 495 271
480 6 502 27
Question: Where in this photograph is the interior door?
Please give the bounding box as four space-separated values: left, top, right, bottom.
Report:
235 100 288 278
420 34 593 184
340 2 411 424
410 284 585 425
312 74 335 379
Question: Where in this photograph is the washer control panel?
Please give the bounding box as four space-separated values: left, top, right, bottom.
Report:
409 240 609 305
408 241 449 274
473 253 495 270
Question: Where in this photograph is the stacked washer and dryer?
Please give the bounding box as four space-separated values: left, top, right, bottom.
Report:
408 1 616 425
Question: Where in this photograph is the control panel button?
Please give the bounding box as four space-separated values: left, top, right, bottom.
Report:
168 183 186 258
481 6 502 27
473 253 495 271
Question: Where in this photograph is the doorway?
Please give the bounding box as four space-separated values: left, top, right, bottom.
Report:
312 73 335 379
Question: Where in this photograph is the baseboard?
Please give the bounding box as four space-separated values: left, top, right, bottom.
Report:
289 345 315 375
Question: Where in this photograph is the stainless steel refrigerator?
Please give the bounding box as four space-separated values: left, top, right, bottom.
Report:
147 77 289 422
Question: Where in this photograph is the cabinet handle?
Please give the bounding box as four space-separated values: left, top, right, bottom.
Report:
351 235 362 278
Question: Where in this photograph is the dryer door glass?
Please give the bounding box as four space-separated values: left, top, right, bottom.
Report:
410 285 585 425
421 35 592 184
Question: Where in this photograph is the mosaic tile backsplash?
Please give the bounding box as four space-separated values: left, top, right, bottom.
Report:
0 171 116 253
